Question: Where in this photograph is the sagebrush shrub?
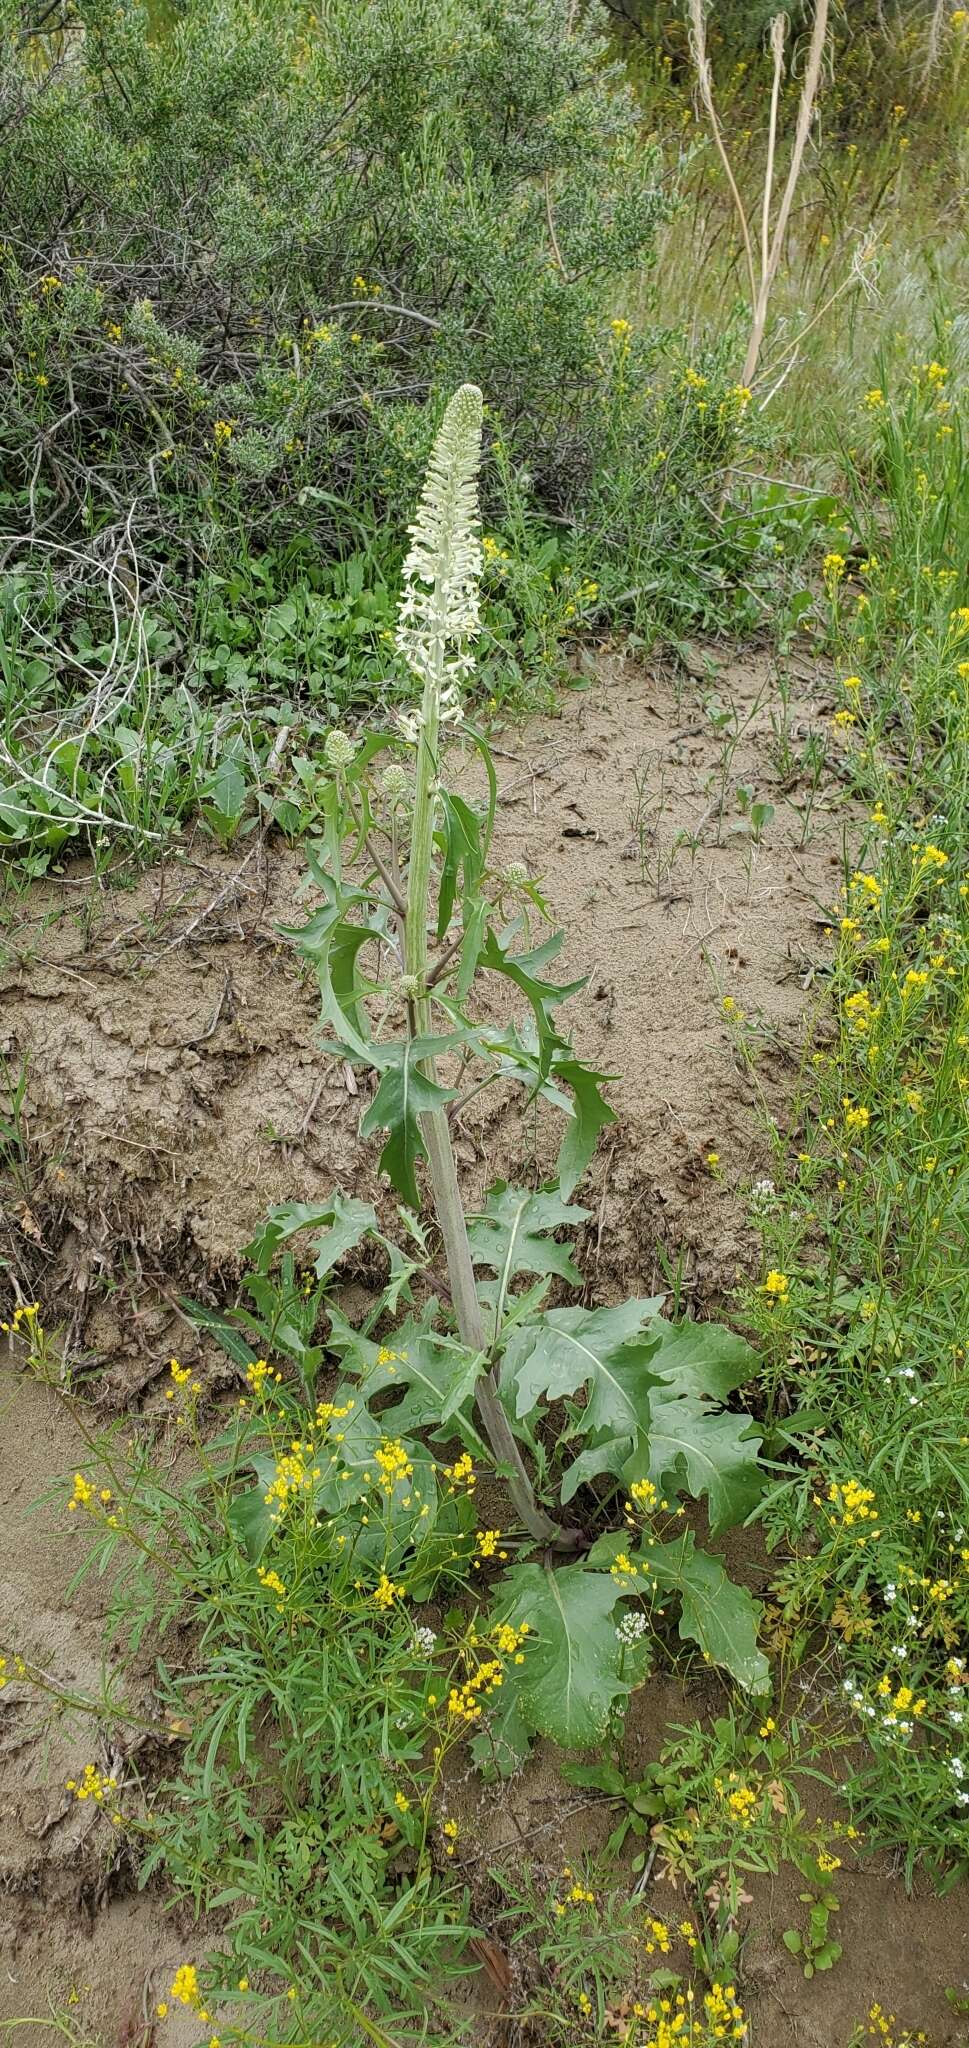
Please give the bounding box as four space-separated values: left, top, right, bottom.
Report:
0 0 669 558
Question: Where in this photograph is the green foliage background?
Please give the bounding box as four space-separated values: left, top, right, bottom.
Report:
1 0 671 558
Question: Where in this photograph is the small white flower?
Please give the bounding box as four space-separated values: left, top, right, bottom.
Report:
949 1757 965 1779
615 1611 649 1647
410 1624 438 1657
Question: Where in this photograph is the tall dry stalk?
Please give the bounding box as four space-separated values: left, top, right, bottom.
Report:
688 0 831 392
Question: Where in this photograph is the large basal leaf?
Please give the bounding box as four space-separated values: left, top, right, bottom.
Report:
645 1319 758 1404
635 1390 763 1535
651 1535 768 1693
320 1445 440 1556
327 1306 487 1441
490 1562 631 1748
547 1314 764 1530
558 1434 636 1506
469 1684 534 1780
308 1392 385 1513
360 1039 457 1207
467 1183 589 1291
227 1454 277 1562
588 1529 768 1694
550 1053 617 1198
502 1299 664 1439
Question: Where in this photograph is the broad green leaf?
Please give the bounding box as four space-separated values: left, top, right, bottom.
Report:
491 1562 630 1747
588 1528 768 1693
551 1054 617 1198
558 1434 635 1505
227 1488 272 1563
227 1454 277 1561
503 1299 664 1437
322 1449 440 1562
360 1041 457 1207
560 1760 628 1797
202 754 246 825
309 1391 384 1512
646 1320 758 1403
480 925 584 1078
285 872 390 1059
635 1391 763 1534
545 1314 764 1530
328 1307 487 1441
650 1536 767 1691
467 1183 588 1292
245 1193 378 1277
469 1685 533 1779
316 918 383 1060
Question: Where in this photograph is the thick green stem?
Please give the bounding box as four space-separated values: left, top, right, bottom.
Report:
403 646 570 1548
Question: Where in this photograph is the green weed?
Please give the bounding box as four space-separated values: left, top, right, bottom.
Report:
744 335 969 1887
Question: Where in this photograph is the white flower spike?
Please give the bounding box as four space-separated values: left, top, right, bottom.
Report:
395 383 483 742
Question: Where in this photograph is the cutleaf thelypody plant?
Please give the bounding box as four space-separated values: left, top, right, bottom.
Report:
223 385 769 1750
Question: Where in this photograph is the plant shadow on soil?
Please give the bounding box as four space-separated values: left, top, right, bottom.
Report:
2 647 967 2042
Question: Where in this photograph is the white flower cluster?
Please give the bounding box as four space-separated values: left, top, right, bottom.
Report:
381 762 409 804
395 384 483 742
615 1610 649 1647
324 728 356 769
410 1625 438 1657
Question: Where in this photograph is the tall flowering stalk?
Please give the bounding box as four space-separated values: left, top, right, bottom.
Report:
397 382 483 997
395 386 568 1546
